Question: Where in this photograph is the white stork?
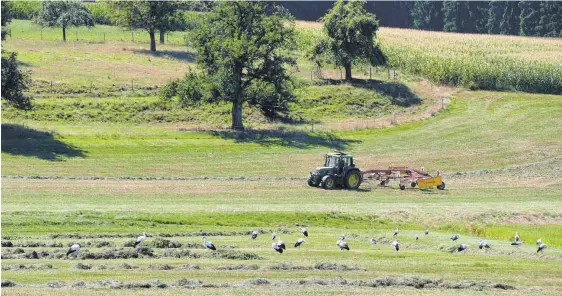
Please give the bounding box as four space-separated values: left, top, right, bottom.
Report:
202 237 216 251
272 242 283 254
251 231 259 240
134 232 147 248
392 241 400 252
537 243 547 254
450 234 460 241
337 239 349 251
66 244 81 256
301 228 308 237
294 238 305 248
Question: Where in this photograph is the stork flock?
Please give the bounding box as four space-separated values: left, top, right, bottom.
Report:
64 228 549 257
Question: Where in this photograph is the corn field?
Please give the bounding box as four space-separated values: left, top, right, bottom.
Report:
296 22 562 95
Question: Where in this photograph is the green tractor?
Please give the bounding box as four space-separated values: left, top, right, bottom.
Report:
307 152 362 190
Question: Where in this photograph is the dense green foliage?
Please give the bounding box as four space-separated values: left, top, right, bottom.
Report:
6 1 42 20
83 2 114 25
35 0 94 42
192 2 297 129
110 1 182 51
412 1 443 31
1 2 32 110
311 0 386 81
409 1 562 37
519 1 541 36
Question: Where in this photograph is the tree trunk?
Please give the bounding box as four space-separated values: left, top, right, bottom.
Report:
344 62 352 81
62 26 66 42
231 101 244 130
159 31 165 44
149 30 156 52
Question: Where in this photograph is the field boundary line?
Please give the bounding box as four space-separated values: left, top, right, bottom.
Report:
1 175 308 181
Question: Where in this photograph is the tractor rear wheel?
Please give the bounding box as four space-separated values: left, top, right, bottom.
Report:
399 184 406 190
411 182 417 188
344 171 362 190
321 176 336 190
437 182 446 190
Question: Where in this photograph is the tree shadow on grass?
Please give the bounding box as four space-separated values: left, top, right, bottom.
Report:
133 49 197 63
321 78 422 107
1 124 86 161
208 128 361 150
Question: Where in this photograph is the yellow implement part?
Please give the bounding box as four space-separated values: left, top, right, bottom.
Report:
417 176 443 189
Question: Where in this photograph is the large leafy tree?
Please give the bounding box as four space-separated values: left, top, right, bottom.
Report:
487 1 507 34
538 1 562 37
314 0 386 81
519 1 541 36
443 1 472 33
110 1 181 51
35 1 94 42
411 1 444 31
499 1 520 35
1 1 32 110
469 1 489 34
192 2 297 130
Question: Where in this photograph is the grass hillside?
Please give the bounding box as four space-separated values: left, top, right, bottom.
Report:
3 91 560 178
2 17 562 295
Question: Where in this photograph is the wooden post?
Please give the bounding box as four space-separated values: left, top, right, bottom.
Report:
132 31 134 42
131 79 134 91
310 70 313 81
369 66 371 80
388 69 391 79
340 69 342 80
311 123 314 132
90 81 93 93
441 97 444 110
50 80 53 93
76 31 78 41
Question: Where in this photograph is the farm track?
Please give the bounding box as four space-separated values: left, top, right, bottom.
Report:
3 156 560 181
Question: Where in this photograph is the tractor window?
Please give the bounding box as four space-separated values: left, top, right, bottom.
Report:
344 157 352 167
325 156 338 167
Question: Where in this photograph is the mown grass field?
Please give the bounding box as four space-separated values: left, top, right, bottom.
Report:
2 17 562 295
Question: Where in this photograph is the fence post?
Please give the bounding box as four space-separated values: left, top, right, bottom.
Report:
369 66 371 80
131 79 134 91
310 70 312 81
132 31 134 42
311 123 314 132
441 97 444 110
50 80 53 93
76 31 78 41
90 81 93 93
340 69 342 80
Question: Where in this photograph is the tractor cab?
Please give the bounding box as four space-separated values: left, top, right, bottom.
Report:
308 152 362 190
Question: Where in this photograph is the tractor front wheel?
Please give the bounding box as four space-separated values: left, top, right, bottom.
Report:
344 171 362 190
307 177 316 187
437 182 446 190
399 184 406 190
321 176 336 190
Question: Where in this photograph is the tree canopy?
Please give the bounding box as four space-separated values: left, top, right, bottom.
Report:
35 0 94 42
313 0 386 81
191 2 297 130
2 1 32 110
110 1 181 51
